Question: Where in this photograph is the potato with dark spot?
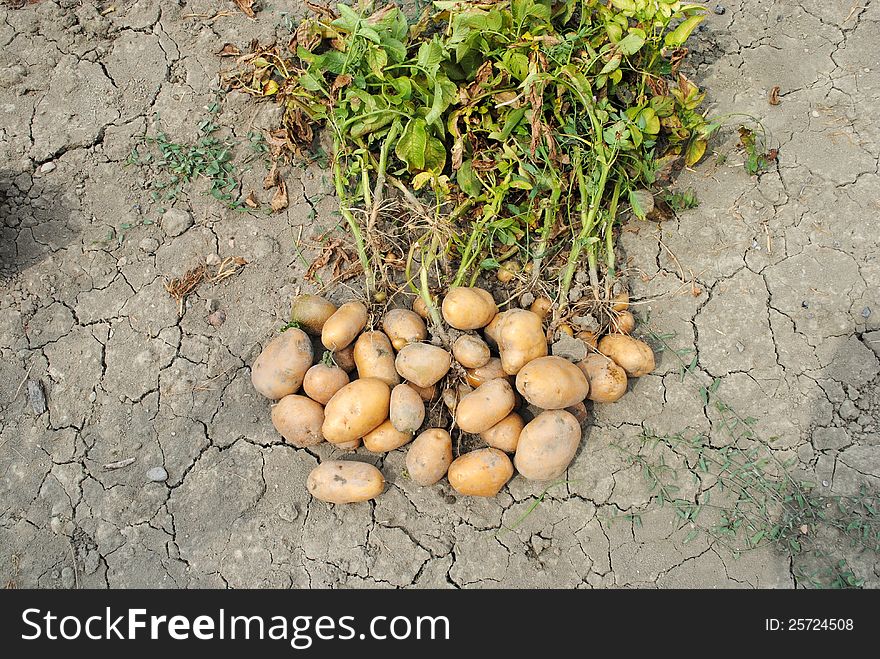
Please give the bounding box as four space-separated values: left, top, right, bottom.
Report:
480 412 524 453
302 361 350 404
290 294 337 335
405 429 453 486
566 401 589 425
382 309 427 350
354 331 400 387
363 419 413 453
465 357 508 388
448 448 513 496
455 378 516 434
251 328 314 399
395 343 452 388
441 287 498 330
497 309 547 375
514 410 581 481
271 395 324 447
390 383 425 433
452 334 491 369
598 335 655 377
321 378 391 444
515 356 589 409
577 354 628 403
307 460 385 503
321 301 368 351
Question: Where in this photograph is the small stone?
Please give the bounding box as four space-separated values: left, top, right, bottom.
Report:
207 310 226 328
861 306 871 318
551 334 588 362
161 208 193 237
27 379 47 415
146 466 168 482
39 162 57 174
88 390 96 402
138 237 159 254
206 298 220 313
838 399 859 421
519 292 535 308
822 480 829 487
713 4 725 15
206 253 221 266
61 566 75 589
735 341 745 353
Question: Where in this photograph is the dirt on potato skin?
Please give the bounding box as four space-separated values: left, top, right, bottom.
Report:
0 1 879 589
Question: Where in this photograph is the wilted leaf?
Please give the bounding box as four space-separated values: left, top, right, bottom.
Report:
685 137 707 167
271 179 288 212
245 190 259 208
218 43 241 57
232 0 257 19
769 85 781 105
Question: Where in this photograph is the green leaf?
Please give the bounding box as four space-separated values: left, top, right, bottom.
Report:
629 188 649 220
665 15 705 48
502 51 530 82
396 118 445 172
617 32 646 56
599 54 621 76
457 160 483 197
366 47 388 77
610 0 636 13
425 76 458 127
639 107 660 134
685 137 708 166
417 40 445 76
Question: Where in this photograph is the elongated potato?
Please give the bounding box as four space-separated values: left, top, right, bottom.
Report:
456 378 516 434
515 356 589 409
363 419 412 453
442 287 498 330
497 309 547 375
322 378 391 443
452 334 491 369
354 331 400 386
514 410 581 481
332 343 357 372
290 294 337 335
307 460 384 503
302 362 350 405
577 354 628 403
383 309 427 350
390 383 425 433
251 327 313 399
480 412 524 453
395 342 452 388
448 448 513 497
598 335 655 377
322 301 368 351
271 395 324 447
405 428 452 486
408 381 437 402
465 357 508 388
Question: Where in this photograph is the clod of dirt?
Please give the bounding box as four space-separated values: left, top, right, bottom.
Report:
551 335 588 363
161 208 193 237
26 379 46 415
138 237 159 254
207 310 227 328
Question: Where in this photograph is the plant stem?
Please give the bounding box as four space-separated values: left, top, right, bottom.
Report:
332 140 374 297
603 179 621 300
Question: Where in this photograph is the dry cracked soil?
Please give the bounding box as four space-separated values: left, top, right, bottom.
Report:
1 0 878 589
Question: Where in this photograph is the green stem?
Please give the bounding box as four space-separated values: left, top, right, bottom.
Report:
332 140 374 297
603 179 621 300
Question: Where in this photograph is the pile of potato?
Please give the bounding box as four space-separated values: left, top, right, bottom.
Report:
250 287 655 504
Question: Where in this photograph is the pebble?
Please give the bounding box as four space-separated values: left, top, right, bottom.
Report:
206 253 222 266
519 292 535 308
713 4 726 15
861 306 871 318
88 390 96 402
161 208 193 237
146 466 168 482
206 298 220 313
27 379 47 415
39 161 57 174
207 310 227 328
139 237 159 254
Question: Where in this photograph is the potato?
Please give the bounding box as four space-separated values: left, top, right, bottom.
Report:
395 343 452 388
455 378 516 434
442 383 473 413
363 419 412 453
307 460 384 503
482 309 511 351
322 378 391 443
382 308 427 350
271 395 324 447
331 343 357 372
465 357 507 388
514 410 581 481
441 287 498 330
515 356 589 409
598 335 655 377
497 309 547 375
576 330 598 350
577 354 627 403
334 438 361 451
354 331 400 386
566 401 589 426
613 310 635 334
612 292 629 312
480 412 524 453
290 294 337 335
496 261 519 283
529 296 552 320
321 301 368 351
408 381 437 402
405 429 453 486
390 384 425 433
557 323 574 337
448 448 513 497
251 328 313 400
452 334 491 369
302 361 350 405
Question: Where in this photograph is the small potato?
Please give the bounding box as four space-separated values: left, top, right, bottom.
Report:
390 384 425 433
335 438 361 451
455 378 516 434
302 362 350 405
576 330 598 350
322 378 391 443
290 294 337 335
395 343 452 388
529 296 552 320
515 356 589 409
497 309 547 375
271 395 325 447
612 292 630 312
514 410 581 481
452 334 491 369
363 419 413 453
406 428 453 486
412 295 432 320
613 310 636 334
483 309 512 351
557 323 574 337
496 261 519 284
307 460 384 503
566 401 589 426
354 331 400 387
442 383 473 413
577 354 628 403
480 412 524 453
251 327 314 400
331 343 357 372
408 381 437 402
465 357 507 388
598 335 655 377
448 448 514 497
442 287 498 330
382 308 427 350
321 301 368 351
